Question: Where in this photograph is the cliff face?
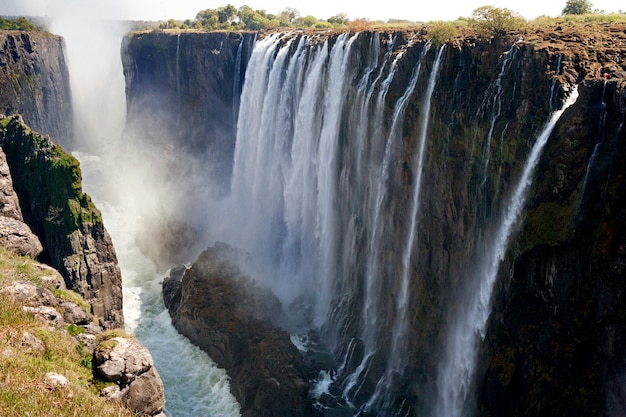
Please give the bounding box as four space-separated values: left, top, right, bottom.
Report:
122 31 254 189
0 31 73 148
125 25 626 416
0 114 123 329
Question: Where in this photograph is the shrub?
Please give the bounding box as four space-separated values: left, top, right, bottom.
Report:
348 19 372 31
470 6 526 38
428 21 460 45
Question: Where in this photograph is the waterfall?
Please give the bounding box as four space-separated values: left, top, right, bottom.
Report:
549 54 563 112
226 33 454 413
480 43 518 188
341 42 432 403
232 36 244 126
176 33 181 131
434 85 580 417
366 45 446 413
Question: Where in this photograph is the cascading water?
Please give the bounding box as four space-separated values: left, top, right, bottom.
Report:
434 85 580 417
479 43 518 188
344 42 432 402
367 45 446 414
224 32 462 414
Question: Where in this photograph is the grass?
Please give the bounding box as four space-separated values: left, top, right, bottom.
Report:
0 247 134 417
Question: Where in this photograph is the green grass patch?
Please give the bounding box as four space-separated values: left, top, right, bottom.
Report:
0 248 133 417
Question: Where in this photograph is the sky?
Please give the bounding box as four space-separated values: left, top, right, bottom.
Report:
0 0 622 23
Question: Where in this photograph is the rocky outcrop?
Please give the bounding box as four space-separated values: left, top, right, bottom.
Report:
95 336 166 417
0 31 73 148
0 255 165 417
0 146 42 257
0 114 123 329
163 243 312 417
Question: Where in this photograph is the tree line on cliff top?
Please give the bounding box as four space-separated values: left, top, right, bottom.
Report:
155 0 625 43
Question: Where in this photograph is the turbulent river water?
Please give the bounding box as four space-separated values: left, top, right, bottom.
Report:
75 151 241 417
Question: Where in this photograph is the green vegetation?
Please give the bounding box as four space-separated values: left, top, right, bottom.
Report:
0 16 41 31
470 6 526 37
0 114 102 237
0 247 133 417
428 21 461 46
158 3 377 30
562 0 594 15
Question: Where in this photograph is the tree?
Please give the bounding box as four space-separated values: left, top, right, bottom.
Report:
328 13 349 26
196 9 219 28
217 4 237 24
471 6 526 38
562 0 593 15
283 7 300 23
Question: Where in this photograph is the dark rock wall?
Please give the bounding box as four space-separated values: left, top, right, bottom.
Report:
0 31 73 148
121 31 254 190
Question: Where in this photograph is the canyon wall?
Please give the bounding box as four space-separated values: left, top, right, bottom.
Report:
0 31 73 148
123 25 626 416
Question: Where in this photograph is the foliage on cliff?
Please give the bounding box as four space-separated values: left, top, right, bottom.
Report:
0 114 100 247
0 246 134 417
0 16 41 31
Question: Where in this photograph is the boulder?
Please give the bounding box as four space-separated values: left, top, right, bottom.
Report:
163 242 313 417
94 336 165 416
44 372 69 389
59 301 92 325
1 280 57 307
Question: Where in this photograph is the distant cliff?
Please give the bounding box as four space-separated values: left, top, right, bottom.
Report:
0 31 73 148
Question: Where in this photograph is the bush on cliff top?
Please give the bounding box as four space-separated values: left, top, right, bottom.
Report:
0 16 42 31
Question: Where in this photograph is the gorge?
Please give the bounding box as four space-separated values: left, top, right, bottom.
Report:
2 20 626 417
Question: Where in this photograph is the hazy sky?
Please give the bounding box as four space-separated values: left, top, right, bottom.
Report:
0 0 622 23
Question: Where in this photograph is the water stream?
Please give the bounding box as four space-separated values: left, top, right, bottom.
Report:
434 85 580 417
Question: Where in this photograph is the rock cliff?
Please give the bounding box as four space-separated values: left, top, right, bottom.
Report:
122 30 254 188
0 146 42 257
0 31 73 148
0 114 123 329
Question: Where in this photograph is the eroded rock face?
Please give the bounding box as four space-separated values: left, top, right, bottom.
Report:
163 243 313 417
94 336 166 417
0 114 123 329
